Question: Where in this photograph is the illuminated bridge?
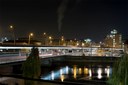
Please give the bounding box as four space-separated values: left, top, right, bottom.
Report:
0 46 124 64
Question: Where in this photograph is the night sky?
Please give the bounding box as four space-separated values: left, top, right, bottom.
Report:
0 0 128 42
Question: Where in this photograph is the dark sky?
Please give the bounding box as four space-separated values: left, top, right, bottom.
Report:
0 0 128 42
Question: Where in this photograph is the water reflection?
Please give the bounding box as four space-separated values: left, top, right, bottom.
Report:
84 67 89 75
60 75 64 82
41 65 112 82
97 68 102 79
60 68 63 75
89 68 92 78
66 66 69 74
105 66 112 78
51 71 54 80
41 66 69 80
73 65 77 79
78 68 82 75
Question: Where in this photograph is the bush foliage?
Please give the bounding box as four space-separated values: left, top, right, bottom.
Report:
108 54 128 85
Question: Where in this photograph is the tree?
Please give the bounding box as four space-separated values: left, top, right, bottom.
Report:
22 47 41 85
108 54 128 85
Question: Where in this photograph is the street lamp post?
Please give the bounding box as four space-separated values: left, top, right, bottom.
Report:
48 36 52 46
10 25 16 45
28 33 33 45
61 36 64 46
43 32 47 45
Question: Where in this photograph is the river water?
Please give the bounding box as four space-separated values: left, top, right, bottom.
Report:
40 64 112 82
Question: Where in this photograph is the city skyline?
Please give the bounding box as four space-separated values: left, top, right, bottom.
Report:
0 0 127 42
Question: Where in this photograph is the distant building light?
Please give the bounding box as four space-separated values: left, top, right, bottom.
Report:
1 37 9 42
84 38 91 43
82 43 85 46
111 29 117 35
76 43 79 46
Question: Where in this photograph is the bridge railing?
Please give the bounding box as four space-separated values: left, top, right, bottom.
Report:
0 74 108 85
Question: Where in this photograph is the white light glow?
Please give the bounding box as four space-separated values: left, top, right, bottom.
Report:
60 69 63 75
66 66 69 74
89 69 92 77
97 68 102 79
105 67 110 78
51 71 54 80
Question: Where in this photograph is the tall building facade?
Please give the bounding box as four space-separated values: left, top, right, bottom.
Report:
104 29 122 48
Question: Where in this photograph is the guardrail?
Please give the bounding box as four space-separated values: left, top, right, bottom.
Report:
0 74 108 85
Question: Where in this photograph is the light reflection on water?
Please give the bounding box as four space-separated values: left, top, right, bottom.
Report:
105 66 111 78
89 68 92 78
41 65 112 82
97 68 102 79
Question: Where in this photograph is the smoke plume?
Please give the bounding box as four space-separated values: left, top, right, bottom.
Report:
57 0 68 32
57 0 82 32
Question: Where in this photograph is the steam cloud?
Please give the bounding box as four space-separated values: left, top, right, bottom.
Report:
57 0 68 32
57 0 82 32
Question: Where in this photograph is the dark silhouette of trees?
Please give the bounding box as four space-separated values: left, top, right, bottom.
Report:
22 47 41 85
